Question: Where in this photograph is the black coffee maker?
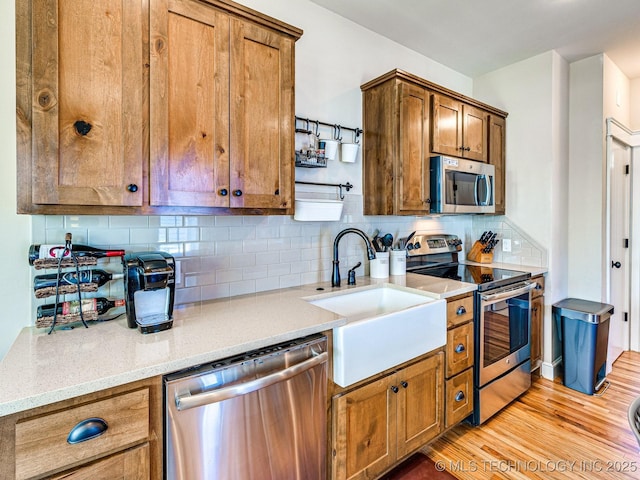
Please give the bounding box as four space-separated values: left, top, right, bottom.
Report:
123 252 175 334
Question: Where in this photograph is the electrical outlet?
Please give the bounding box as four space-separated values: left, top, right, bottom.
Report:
502 239 512 252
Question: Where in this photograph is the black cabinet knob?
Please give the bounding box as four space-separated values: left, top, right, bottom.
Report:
455 391 465 402
455 343 466 354
456 306 466 315
400 381 408 389
219 189 228 196
391 385 399 394
126 184 138 193
612 261 622 269
233 190 243 197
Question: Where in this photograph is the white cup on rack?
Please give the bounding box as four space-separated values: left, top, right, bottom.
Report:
370 251 389 278
341 142 359 163
320 139 339 160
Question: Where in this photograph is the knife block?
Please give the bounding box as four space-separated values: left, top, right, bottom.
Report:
466 241 494 264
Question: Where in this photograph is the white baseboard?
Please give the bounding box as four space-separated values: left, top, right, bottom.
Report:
541 357 562 380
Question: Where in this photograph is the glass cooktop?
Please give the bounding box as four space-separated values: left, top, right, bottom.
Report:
409 263 531 292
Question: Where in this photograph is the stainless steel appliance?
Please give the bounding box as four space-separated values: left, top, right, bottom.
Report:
123 252 175 334
430 156 495 214
164 334 328 480
405 233 535 424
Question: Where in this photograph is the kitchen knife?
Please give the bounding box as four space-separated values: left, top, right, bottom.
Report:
479 231 489 243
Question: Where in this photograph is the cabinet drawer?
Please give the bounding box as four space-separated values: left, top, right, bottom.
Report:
446 322 474 378
531 275 545 298
447 295 474 328
15 389 149 480
445 368 473 428
50 443 150 480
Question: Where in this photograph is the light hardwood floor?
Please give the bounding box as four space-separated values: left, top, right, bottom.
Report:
424 351 640 479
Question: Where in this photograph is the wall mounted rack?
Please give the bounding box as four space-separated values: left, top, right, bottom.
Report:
295 116 362 143
295 181 353 200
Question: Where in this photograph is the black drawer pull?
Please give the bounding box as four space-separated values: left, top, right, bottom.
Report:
233 190 243 197
455 343 466 354
219 188 228 196
127 184 138 193
391 385 399 394
456 306 466 315
400 381 408 388
455 391 465 402
67 417 108 444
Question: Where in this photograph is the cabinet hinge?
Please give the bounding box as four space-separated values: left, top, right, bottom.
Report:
624 238 629 248
625 164 630 175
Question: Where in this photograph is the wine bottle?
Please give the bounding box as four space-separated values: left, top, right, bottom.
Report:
33 269 125 291
28 244 125 265
36 298 126 318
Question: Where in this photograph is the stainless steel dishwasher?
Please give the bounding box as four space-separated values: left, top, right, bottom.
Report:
164 334 328 480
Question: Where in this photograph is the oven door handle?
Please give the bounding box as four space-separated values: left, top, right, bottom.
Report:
480 281 537 302
174 351 328 411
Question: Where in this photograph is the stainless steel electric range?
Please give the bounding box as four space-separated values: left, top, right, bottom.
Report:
405 233 536 425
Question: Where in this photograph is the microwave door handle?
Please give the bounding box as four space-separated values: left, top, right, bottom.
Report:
483 174 491 206
474 175 480 206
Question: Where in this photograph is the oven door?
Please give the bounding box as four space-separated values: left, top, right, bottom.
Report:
476 281 536 387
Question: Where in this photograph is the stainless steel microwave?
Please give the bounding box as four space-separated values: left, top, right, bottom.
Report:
430 155 495 214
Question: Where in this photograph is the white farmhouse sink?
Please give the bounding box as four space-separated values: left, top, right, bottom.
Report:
307 285 447 387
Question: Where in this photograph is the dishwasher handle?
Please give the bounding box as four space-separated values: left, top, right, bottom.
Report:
175 351 328 411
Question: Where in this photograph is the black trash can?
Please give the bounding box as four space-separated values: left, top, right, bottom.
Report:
553 298 613 395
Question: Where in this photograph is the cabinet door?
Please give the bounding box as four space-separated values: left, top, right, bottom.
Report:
397 82 431 214
332 377 396 480
50 444 150 480
31 0 145 206
489 115 506 214
150 0 230 207
230 18 294 211
445 368 473 428
431 94 462 157
462 105 488 162
531 295 544 371
396 353 444 458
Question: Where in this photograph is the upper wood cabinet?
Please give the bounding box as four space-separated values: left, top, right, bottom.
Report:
489 115 506 215
361 70 507 216
362 79 431 216
27 0 146 207
432 94 488 162
150 0 295 211
17 0 301 215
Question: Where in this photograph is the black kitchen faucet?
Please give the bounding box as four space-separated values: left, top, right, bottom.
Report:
331 228 376 287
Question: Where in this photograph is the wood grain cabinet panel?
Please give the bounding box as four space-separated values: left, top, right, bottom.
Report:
30 0 145 207
446 295 474 329
446 322 474 378
489 114 506 214
432 94 488 162
331 353 443 480
49 444 150 480
530 275 545 372
150 0 230 208
445 368 473 428
15 389 149 480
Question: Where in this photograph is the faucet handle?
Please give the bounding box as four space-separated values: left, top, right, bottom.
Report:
347 262 362 285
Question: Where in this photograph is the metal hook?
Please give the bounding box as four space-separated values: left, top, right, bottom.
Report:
314 120 320 137
334 125 342 142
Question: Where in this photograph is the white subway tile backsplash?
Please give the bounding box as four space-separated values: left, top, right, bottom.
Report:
88 228 131 245
30 196 487 322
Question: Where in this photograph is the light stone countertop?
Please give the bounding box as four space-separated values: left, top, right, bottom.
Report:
0 273 476 417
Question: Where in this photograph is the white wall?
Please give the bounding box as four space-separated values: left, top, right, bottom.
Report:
473 51 570 376
0 1 31 360
568 56 605 300
631 78 640 130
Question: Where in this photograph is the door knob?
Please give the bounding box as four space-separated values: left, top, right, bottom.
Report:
612 261 622 269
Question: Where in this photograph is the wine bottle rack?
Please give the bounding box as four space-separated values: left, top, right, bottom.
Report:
29 233 123 333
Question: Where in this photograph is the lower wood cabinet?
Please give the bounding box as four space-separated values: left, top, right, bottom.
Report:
331 352 444 480
49 444 149 480
0 377 162 480
530 275 546 372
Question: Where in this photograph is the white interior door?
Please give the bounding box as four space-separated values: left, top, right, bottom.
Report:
607 135 631 372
